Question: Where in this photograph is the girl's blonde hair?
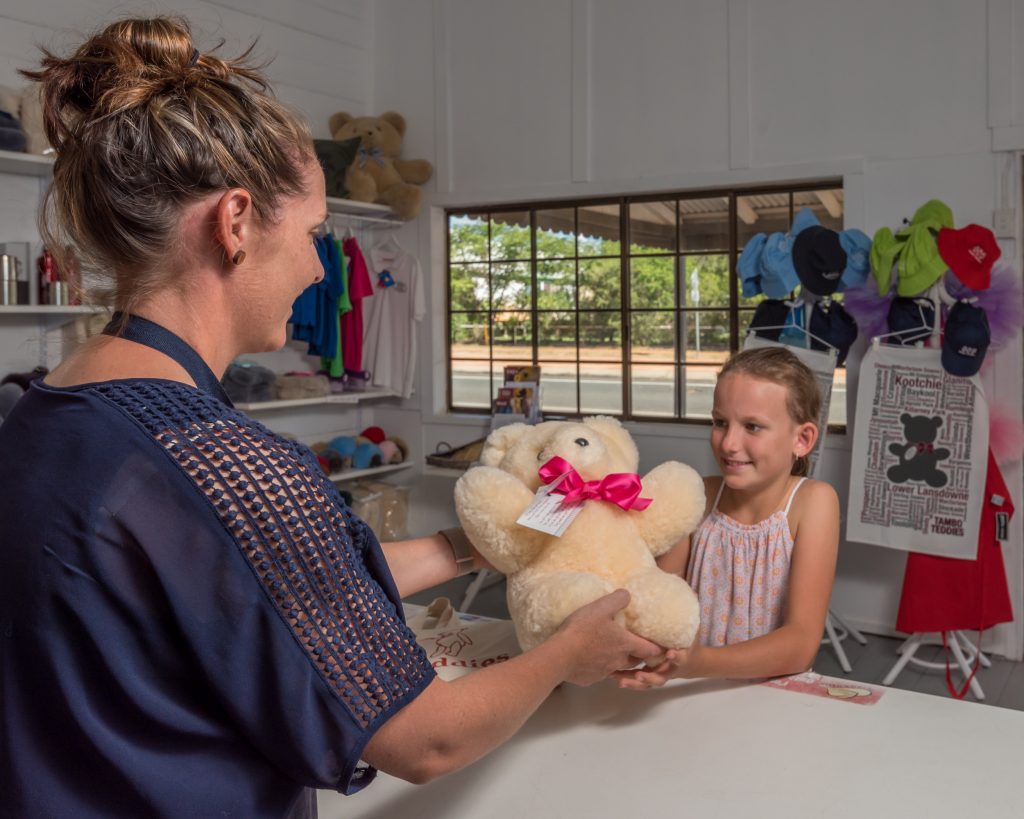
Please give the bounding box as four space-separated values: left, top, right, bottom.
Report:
717 346 822 476
21 16 314 311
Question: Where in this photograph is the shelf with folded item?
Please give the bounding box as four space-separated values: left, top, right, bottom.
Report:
233 388 397 412
325 197 406 227
422 465 471 478
327 462 413 483
0 148 54 177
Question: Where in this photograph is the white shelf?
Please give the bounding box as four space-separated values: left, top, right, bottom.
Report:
0 305 99 315
325 197 405 226
234 388 397 412
0 149 54 177
328 462 412 483
422 465 471 478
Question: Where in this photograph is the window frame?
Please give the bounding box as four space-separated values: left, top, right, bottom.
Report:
445 178 845 426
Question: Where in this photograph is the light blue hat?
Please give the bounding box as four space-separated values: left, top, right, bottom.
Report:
738 233 768 297
838 228 872 291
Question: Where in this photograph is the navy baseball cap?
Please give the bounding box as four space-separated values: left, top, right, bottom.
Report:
942 301 990 377
792 226 848 296
809 300 858 365
887 297 935 345
747 299 791 341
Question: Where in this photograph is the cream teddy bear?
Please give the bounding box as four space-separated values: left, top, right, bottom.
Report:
454 417 705 652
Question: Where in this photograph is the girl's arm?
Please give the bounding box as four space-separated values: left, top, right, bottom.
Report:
622 480 840 684
655 476 718 577
380 533 489 599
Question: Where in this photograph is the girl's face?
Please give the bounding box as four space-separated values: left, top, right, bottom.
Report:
710 372 817 492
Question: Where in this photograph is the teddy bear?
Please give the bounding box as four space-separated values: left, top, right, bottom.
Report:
454 416 706 652
0 84 48 155
328 111 433 219
887 413 950 488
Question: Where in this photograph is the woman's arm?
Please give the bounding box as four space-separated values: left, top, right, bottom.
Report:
380 532 489 599
621 480 840 684
362 589 662 783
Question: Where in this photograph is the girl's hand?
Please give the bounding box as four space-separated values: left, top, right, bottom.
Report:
614 644 704 689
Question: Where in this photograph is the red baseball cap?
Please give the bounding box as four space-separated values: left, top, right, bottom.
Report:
360 426 386 444
937 224 1000 291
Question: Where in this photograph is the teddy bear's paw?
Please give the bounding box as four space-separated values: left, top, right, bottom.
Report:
635 461 706 554
454 466 543 573
621 569 700 649
510 571 616 651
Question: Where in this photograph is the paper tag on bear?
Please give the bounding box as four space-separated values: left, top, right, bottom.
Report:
516 473 583 536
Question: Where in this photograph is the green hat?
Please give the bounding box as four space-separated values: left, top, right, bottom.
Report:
896 199 955 238
896 225 947 296
870 227 902 295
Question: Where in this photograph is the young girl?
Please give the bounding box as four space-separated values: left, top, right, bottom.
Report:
618 346 840 688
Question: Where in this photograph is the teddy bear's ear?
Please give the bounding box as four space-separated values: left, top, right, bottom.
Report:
328 112 354 136
480 423 531 467
379 111 407 137
582 415 639 469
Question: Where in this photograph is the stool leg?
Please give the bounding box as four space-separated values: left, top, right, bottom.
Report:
824 615 852 673
955 631 992 668
883 633 923 686
829 609 868 645
948 632 985 701
459 569 490 612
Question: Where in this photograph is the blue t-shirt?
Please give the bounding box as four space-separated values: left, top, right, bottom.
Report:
0 379 434 819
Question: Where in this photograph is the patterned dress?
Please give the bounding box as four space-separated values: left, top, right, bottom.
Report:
687 478 807 647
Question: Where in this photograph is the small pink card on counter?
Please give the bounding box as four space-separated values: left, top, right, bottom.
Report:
762 671 884 705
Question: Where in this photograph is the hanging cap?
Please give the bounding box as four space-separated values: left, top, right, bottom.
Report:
737 233 768 298
887 297 935 345
937 224 1000 291
941 301 990 377
792 226 847 296
747 299 791 341
809 301 858 365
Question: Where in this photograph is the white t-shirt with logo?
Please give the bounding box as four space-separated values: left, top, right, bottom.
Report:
363 246 426 399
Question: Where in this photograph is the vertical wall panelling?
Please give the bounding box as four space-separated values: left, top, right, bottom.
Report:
432 0 454 194
571 0 592 182
727 0 750 170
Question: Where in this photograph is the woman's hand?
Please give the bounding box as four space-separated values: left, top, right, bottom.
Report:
614 643 705 690
552 590 663 687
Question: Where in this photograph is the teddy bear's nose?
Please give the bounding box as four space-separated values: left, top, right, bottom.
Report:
574 438 589 447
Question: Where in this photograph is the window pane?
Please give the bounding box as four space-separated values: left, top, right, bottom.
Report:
490 211 531 261
682 254 730 308
680 196 729 252
581 363 622 415
631 363 675 417
450 359 491 408
579 311 621 361
537 259 575 310
491 311 532 358
629 200 676 255
491 262 531 311
631 311 675 362
630 255 675 309
450 263 489 311
449 212 489 263
536 208 576 258
793 189 844 231
681 310 731 362
536 361 578 414
579 258 620 308
736 193 791 249
680 363 720 420
538 312 576 361
449 311 489 357
578 204 620 256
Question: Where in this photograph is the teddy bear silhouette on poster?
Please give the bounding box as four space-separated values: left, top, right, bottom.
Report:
887 413 950 488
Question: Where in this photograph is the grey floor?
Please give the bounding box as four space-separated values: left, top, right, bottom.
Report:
406 572 1024 710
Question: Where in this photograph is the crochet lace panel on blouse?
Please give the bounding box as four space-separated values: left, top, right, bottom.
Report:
92 380 431 730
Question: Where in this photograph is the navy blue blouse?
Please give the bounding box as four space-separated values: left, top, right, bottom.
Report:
0 378 434 818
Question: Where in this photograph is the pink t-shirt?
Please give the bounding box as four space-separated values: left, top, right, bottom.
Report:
340 237 375 373
686 478 805 647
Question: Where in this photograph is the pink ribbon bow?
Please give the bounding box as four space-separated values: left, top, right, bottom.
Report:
538 456 652 511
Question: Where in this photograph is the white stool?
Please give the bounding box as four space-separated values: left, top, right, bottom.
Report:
459 568 505 612
820 609 868 673
881 630 990 700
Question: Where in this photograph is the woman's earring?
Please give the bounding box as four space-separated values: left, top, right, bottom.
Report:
231 250 246 266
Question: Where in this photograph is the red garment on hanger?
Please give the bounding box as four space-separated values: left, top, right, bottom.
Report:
340 237 375 373
895 449 1015 632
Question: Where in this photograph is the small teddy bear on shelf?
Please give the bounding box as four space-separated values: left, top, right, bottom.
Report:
328 111 433 219
454 416 705 652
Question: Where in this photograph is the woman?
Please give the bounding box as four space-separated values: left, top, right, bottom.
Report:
0 17 659 819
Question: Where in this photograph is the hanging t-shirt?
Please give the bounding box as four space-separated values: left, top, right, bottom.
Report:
341 237 374 373
895 449 1015 632
364 245 426 399
291 235 342 358
320 239 352 378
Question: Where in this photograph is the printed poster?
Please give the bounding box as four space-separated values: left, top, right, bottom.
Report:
846 344 988 559
743 335 836 478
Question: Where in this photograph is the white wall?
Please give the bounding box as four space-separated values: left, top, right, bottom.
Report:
371 0 1024 659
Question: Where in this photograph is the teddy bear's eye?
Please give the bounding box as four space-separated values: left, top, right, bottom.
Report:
574 438 589 447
